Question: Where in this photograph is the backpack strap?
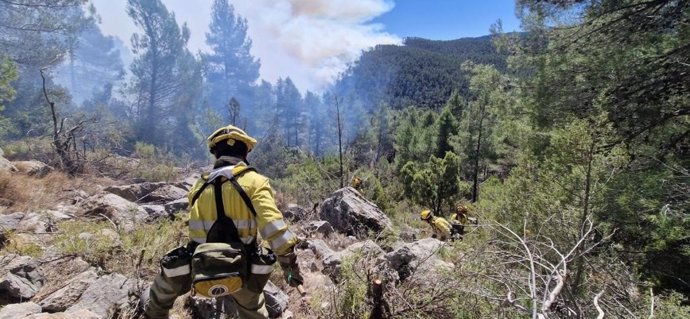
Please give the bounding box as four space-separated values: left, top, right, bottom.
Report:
211 178 242 243
228 177 257 218
189 166 256 207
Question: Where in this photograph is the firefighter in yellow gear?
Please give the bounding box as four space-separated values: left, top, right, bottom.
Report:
351 175 363 191
420 209 452 241
451 204 470 225
143 125 303 319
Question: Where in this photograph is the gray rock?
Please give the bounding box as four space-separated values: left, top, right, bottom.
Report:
319 187 392 239
13 160 53 178
39 269 99 312
0 254 44 301
0 302 42 319
163 198 188 215
176 174 200 191
104 182 187 204
17 212 53 233
0 155 17 173
384 238 452 281
140 204 167 220
264 280 288 318
322 240 384 278
0 212 24 232
25 309 100 319
282 204 308 221
45 208 74 221
78 193 148 231
399 226 419 242
66 273 133 318
305 221 334 236
305 239 334 258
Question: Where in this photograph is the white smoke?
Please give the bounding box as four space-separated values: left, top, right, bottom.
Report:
232 0 402 93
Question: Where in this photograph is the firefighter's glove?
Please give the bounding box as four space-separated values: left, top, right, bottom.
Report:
278 252 303 287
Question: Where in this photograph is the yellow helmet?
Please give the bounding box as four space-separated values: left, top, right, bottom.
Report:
207 125 257 152
456 204 470 214
420 209 432 220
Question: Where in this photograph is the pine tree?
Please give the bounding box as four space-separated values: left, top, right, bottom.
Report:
435 105 457 159
202 0 259 117
275 77 302 147
127 0 190 146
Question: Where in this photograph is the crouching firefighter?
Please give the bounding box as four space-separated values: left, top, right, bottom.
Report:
142 125 304 319
420 209 452 241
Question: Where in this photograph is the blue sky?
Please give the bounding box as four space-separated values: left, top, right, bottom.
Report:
373 0 521 39
92 0 521 92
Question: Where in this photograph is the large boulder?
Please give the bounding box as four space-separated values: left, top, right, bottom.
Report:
319 187 392 239
384 238 452 281
13 160 53 178
0 254 44 301
0 302 42 319
39 269 99 312
77 193 148 231
66 273 133 318
104 182 187 204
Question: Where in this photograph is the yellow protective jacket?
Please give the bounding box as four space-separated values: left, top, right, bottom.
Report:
188 158 297 256
429 217 452 241
450 212 469 225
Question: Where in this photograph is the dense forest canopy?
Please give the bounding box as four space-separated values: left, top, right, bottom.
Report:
0 0 688 318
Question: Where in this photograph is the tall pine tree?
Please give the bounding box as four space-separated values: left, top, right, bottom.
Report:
202 0 259 121
127 0 190 146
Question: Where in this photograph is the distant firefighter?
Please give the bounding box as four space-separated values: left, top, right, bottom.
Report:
420 209 452 241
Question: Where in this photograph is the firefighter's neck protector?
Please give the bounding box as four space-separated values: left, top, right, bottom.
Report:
207 125 257 152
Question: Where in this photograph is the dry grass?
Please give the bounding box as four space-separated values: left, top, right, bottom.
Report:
0 170 115 214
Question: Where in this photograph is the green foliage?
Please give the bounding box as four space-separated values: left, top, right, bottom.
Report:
274 154 340 206
1 231 43 257
335 35 507 110
128 0 200 150
400 151 467 215
333 252 370 318
0 56 17 112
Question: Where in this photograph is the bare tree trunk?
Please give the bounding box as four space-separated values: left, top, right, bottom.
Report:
572 141 596 297
472 105 485 202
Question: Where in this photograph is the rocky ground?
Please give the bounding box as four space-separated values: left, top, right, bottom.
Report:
0 153 454 319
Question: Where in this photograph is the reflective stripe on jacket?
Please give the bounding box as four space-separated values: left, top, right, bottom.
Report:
187 162 297 256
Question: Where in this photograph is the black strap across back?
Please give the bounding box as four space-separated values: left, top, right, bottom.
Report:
190 167 258 246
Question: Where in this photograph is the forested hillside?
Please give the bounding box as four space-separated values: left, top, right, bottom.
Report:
0 0 688 318
335 35 507 109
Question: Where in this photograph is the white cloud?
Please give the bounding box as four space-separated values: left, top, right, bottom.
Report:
91 0 400 93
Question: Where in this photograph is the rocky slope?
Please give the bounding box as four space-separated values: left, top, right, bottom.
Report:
0 154 453 318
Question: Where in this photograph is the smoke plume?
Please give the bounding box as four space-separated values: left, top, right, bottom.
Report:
232 0 401 92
